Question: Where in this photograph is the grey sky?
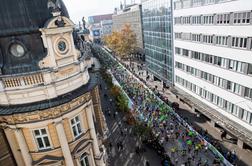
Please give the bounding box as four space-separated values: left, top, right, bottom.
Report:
64 0 140 24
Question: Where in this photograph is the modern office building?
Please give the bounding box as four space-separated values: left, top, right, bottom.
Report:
173 0 252 149
0 0 107 166
88 14 113 43
113 4 144 51
142 0 174 86
101 20 113 36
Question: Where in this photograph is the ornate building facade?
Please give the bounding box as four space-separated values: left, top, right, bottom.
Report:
0 0 107 166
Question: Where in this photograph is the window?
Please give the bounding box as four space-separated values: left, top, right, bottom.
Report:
216 36 228 46
192 34 201 42
248 64 252 75
80 153 89 166
203 35 213 44
244 87 252 99
232 37 247 48
183 0 191 8
182 49 189 56
205 0 215 4
234 12 250 24
182 33 191 40
203 15 214 24
175 17 182 24
214 56 221 66
192 51 201 60
227 102 233 113
192 16 202 24
241 109 251 123
182 16 191 24
174 1 182 9
232 105 239 117
33 128 51 150
71 115 83 138
217 13 230 24
175 47 181 54
192 0 202 6
175 33 182 39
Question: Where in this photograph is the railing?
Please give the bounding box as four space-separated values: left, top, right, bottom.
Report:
2 73 44 88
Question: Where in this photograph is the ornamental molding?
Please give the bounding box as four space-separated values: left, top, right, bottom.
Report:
0 92 91 125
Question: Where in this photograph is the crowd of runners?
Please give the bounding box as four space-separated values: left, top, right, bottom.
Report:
92 44 234 166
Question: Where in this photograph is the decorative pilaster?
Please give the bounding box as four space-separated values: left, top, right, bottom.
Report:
55 121 74 166
86 107 105 166
4 128 24 166
14 129 32 166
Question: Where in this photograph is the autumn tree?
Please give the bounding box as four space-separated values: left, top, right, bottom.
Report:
103 24 137 59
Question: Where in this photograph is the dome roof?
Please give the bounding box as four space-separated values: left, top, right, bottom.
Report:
0 0 70 75
0 0 69 36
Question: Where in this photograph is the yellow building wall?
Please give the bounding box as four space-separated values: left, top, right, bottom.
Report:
48 123 60 148
22 128 36 152
82 108 89 130
31 148 63 161
63 118 74 142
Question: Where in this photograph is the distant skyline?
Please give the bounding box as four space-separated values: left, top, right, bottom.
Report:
64 0 140 24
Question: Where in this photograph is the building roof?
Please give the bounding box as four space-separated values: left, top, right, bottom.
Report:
0 73 98 115
88 14 113 24
0 0 69 36
0 0 69 75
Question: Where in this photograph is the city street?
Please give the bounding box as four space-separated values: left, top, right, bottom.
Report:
92 62 163 166
91 46 230 166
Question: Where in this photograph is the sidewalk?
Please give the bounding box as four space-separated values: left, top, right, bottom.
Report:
127 61 252 166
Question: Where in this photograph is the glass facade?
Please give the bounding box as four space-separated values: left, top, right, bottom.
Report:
142 0 174 85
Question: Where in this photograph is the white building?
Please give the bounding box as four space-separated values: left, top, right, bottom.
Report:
173 0 252 149
101 20 113 36
113 4 144 49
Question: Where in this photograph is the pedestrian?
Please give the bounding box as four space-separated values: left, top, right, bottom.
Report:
221 130 227 141
118 121 122 128
120 141 123 150
108 110 111 117
124 127 128 133
135 146 140 155
117 142 120 151
145 160 150 166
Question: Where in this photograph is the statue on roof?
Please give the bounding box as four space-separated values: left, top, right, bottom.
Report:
47 0 61 13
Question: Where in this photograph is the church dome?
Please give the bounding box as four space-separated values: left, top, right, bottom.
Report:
0 0 69 75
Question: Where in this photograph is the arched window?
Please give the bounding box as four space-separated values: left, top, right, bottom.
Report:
80 153 89 166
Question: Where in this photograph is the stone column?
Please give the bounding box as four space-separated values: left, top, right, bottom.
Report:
75 159 81 166
4 128 25 166
86 107 105 166
14 129 32 166
55 122 74 166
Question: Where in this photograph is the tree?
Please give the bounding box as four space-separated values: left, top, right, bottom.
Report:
110 85 129 112
103 24 137 59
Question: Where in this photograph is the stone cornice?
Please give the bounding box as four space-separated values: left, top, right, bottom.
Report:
0 92 91 125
